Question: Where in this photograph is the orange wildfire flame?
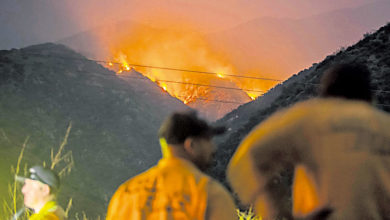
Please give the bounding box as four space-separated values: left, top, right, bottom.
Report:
101 24 271 104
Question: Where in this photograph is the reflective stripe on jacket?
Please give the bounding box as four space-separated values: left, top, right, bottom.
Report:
29 201 66 220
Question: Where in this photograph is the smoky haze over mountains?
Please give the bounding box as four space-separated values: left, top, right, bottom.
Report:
56 0 390 120
206 0 390 79
0 0 384 49
58 0 390 76
0 43 189 218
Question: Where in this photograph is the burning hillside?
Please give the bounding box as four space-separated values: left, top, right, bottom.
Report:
57 1 390 120
63 20 280 119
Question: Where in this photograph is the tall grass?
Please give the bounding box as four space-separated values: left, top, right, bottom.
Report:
48 122 75 218
2 136 30 219
48 122 74 177
12 137 29 216
2 122 77 219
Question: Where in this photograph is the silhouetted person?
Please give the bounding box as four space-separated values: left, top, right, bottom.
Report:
106 111 237 220
227 63 390 220
17 165 66 220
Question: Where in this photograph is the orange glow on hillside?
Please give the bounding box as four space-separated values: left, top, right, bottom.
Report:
217 73 225 78
100 22 276 104
160 82 168 92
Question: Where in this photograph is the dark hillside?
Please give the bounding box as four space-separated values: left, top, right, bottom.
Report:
0 43 189 218
210 22 390 188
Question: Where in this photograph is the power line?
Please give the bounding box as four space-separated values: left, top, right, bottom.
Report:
87 74 254 105
114 75 258 103
55 71 390 106
111 71 390 95
1 58 263 104
67 69 390 106
13 52 390 103
19 52 390 94
158 80 265 93
176 95 247 105
5 64 390 106
21 52 284 82
62 69 390 106
118 76 265 93
115 62 283 82
111 74 266 93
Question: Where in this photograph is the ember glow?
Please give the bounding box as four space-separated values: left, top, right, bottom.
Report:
100 24 274 105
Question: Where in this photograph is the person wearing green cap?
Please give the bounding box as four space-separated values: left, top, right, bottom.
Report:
17 165 66 220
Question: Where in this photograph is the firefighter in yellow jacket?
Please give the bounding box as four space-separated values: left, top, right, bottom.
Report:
227 63 390 220
17 166 66 220
106 111 237 220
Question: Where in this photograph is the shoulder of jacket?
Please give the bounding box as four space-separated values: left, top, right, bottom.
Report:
119 166 159 191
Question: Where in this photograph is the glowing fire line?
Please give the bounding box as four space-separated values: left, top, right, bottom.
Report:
106 59 264 104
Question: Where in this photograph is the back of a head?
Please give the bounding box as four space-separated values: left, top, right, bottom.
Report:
319 63 372 102
158 111 225 145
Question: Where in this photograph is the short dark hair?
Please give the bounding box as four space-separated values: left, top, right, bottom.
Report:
319 63 372 102
158 111 226 145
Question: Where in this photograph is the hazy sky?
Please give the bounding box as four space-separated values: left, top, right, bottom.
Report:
0 0 376 49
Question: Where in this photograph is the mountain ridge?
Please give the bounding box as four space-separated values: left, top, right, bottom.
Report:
0 43 189 218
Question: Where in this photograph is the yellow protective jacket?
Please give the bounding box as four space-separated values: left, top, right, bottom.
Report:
29 201 66 220
228 98 390 220
106 156 237 220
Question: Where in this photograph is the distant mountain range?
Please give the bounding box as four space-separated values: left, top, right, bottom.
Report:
207 0 390 79
57 0 390 121
0 43 188 218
